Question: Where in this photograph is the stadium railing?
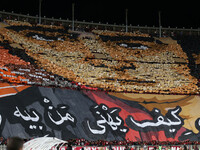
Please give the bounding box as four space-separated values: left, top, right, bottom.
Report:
0 10 200 36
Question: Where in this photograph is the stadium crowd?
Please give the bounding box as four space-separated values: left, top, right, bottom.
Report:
1 137 200 148
0 20 199 95
59 139 200 147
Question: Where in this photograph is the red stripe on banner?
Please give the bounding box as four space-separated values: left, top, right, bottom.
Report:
84 91 187 141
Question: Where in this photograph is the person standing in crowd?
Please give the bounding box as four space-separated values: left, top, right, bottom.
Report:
130 145 135 150
0 137 4 145
183 145 187 150
194 145 199 150
140 145 144 150
67 143 72 150
159 145 162 150
7 137 24 150
125 145 130 150
108 144 113 150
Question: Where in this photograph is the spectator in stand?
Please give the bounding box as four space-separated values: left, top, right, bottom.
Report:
183 145 187 150
158 145 162 150
108 144 113 150
0 137 4 145
67 143 72 150
194 145 198 150
125 145 130 150
130 145 135 150
7 137 24 150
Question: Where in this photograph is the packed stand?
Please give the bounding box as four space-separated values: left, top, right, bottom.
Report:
1 137 200 147
59 139 200 146
0 20 199 94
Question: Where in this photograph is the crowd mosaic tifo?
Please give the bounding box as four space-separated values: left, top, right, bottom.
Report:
0 20 199 95
0 19 200 147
